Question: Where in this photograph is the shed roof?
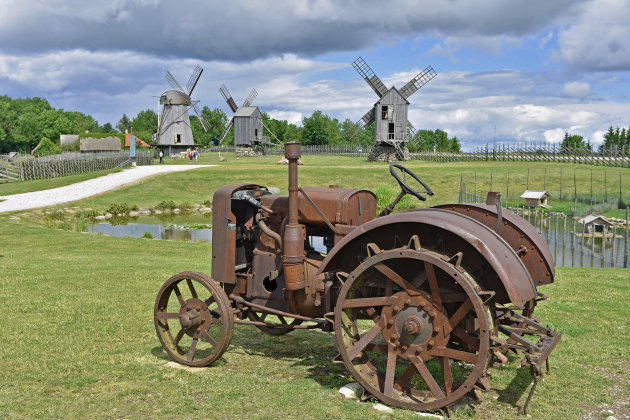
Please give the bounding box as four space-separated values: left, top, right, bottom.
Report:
125 133 151 148
520 190 550 199
234 106 260 117
578 214 614 226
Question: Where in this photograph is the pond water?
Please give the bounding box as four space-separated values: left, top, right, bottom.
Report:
89 213 628 268
89 214 213 242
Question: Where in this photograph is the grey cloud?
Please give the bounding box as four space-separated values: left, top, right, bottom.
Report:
0 0 584 61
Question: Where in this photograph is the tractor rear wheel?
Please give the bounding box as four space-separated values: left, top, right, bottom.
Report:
334 238 491 411
154 271 233 367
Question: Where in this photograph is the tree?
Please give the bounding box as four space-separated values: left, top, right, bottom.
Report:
561 132 589 153
302 111 330 145
131 109 158 144
101 122 115 133
116 114 131 133
33 137 61 157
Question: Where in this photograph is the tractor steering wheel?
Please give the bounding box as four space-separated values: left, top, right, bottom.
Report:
389 163 434 201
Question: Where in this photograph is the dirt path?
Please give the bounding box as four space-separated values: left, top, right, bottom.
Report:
0 165 217 213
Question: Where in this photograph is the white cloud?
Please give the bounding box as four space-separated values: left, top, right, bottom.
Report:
562 81 591 98
557 0 630 71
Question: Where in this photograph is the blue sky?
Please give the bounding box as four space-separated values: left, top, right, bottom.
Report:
0 0 629 151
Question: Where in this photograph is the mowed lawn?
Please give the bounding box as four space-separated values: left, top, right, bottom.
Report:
0 155 629 419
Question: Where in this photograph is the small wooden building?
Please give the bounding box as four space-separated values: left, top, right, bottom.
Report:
520 190 551 208
233 106 265 146
373 87 410 146
80 136 121 152
578 214 614 234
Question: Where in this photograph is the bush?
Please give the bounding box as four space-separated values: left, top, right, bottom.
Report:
34 137 62 157
142 232 154 239
154 200 177 210
106 203 132 216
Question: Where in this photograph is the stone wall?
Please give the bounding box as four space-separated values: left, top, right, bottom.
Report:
367 145 411 162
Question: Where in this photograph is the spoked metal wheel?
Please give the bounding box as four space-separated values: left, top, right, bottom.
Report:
247 310 303 336
334 238 491 411
154 271 233 367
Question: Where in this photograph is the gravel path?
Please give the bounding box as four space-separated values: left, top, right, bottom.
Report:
0 165 217 213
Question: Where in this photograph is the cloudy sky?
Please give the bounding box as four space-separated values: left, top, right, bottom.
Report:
1 0 629 150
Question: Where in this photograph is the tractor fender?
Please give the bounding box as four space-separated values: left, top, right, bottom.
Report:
433 203 554 286
318 208 537 307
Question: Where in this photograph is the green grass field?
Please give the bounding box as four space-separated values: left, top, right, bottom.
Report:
5 152 627 218
0 154 629 419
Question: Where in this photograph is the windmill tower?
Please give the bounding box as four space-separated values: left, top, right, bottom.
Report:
217 85 280 155
155 65 210 156
351 57 437 161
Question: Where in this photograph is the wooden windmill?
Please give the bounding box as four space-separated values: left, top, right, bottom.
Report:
156 65 210 155
217 85 280 148
351 56 436 160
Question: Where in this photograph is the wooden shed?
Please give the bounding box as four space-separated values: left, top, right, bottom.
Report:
80 136 121 152
520 190 551 208
578 214 614 234
233 106 265 146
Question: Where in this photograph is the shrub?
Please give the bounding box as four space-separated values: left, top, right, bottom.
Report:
106 203 132 215
142 232 154 239
34 137 62 157
154 200 177 210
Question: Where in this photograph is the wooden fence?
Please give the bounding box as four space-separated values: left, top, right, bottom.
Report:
503 205 629 268
0 151 153 183
203 143 630 167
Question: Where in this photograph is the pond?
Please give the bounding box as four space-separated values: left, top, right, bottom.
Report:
89 214 212 242
89 212 628 268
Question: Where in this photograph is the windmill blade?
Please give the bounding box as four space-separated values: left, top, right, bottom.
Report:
218 118 234 144
360 108 375 128
352 56 388 98
219 84 239 113
191 102 210 132
242 88 258 107
186 65 203 96
406 120 428 151
262 121 282 145
347 109 376 142
166 71 186 93
399 66 437 99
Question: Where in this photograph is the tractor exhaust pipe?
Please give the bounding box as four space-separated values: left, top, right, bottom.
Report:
283 142 306 290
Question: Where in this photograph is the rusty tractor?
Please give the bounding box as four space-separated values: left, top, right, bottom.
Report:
154 142 560 414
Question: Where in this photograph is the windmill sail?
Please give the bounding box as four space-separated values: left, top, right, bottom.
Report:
191 102 210 132
360 108 376 128
218 118 234 144
352 56 388 97
165 71 186 93
186 65 203 96
399 66 437 99
242 88 258 107
219 84 239 113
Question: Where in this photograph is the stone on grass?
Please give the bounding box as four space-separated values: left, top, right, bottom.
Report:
338 382 363 399
128 211 139 217
153 209 162 215
165 361 204 373
172 208 181 214
416 412 444 419
94 215 106 220
373 402 393 413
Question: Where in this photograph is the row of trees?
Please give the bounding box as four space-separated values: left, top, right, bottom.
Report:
0 94 479 155
602 126 630 151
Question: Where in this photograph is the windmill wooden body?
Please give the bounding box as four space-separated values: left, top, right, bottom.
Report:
352 57 436 161
155 65 210 156
218 85 279 153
